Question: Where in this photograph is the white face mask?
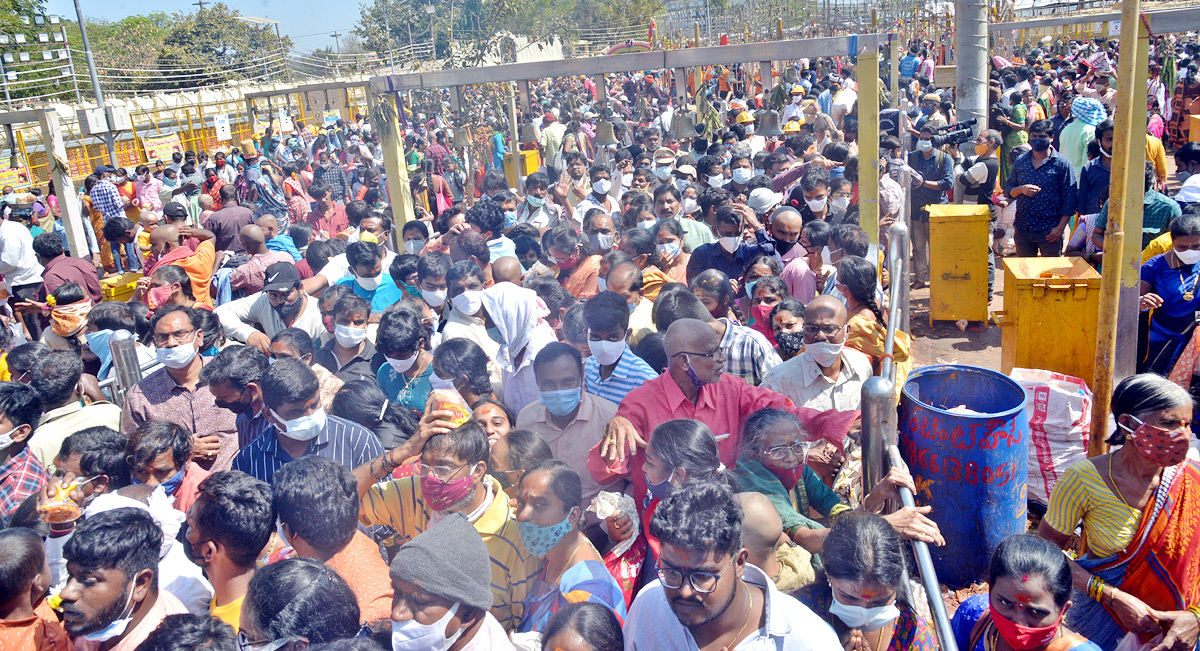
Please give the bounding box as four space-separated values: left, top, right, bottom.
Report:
718 236 740 254
356 274 382 291
404 240 424 255
391 602 464 651
682 197 699 214
621 172 633 187
805 338 845 367
451 289 484 316
156 340 199 369
334 323 368 348
654 166 674 181
707 174 726 188
592 178 613 195
829 593 901 632
732 168 754 185
270 407 327 442
916 139 933 152
429 372 456 391
81 586 136 642
1177 248 1200 265
674 178 690 192
421 288 447 308
831 197 850 211
0 426 15 451
638 219 658 231
806 196 828 213
386 352 418 374
596 277 607 292
588 338 626 366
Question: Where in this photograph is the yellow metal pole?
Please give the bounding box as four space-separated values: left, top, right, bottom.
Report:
890 34 899 108
376 91 415 246
859 38 881 246
695 22 701 46
1090 0 1144 457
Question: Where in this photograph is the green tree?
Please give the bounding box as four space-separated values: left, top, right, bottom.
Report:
157 3 292 89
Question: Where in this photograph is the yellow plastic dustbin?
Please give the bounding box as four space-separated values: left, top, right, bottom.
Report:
926 203 992 324
993 257 1101 387
100 272 143 302
503 149 540 188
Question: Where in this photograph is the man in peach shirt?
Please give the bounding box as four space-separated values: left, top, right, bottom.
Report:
273 456 392 628
61 509 187 651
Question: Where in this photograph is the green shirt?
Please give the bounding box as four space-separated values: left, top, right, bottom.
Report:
1095 189 1182 250
734 458 850 534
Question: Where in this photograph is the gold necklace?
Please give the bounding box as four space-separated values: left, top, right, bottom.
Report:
721 581 754 651
1179 264 1200 301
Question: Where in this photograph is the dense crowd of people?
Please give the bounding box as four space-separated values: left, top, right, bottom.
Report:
0 31 1196 651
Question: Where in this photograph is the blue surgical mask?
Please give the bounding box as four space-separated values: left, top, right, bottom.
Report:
681 353 708 388
504 210 518 230
85 329 114 378
131 467 186 497
540 387 582 416
518 513 575 557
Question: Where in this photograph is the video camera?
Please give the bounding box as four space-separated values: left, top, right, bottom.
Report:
929 118 978 148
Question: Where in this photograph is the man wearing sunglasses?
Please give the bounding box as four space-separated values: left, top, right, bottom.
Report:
62 508 188 651
624 482 839 650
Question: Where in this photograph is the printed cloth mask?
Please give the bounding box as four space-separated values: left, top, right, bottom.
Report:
776 331 806 358
421 467 475 511
518 512 575 557
51 301 92 337
1121 415 1190 466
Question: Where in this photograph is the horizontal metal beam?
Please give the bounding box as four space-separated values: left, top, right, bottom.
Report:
245 80 368 99
370 35 881 92
990 6 1200 33
0 108 57 125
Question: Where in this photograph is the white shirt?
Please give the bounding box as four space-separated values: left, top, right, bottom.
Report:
317 250 398 287
761 346 874 412
216 291 326 344
0 219 42 286
624 563 839 651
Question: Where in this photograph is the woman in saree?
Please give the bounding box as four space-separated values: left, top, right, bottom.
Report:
1168 63 1200 148
1138 214 1200 375
999 91 1029 186
1038 374 1200 651
837 256 913 395
545 225 600 299
733 408 943 557
799 513 939 651
952 534 1103 651
515 460 626 633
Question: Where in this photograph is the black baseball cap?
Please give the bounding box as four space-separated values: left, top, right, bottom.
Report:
162 203 188 220
262 262 301 293
94 164 116 175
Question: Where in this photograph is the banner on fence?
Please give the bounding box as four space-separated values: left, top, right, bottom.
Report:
142 133 184 164
214 114 232 141
0 163 33 190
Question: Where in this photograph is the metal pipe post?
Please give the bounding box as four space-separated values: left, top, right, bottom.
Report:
72 0 117 166
888 446 959 651
861 219 909 495
109 330 143 405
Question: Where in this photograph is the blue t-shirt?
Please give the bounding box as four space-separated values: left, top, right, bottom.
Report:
377 361 433 414
335 272 407 314
1141 252 1200 341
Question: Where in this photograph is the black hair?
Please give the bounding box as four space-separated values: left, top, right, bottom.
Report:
243 557 360 645
376 307 427 359
830 223 870 258
432 338 492 398
194 309 223 351
305 241 333 275
649 419 735 490
532 341 583 377
447 259 484 287
583 291 630 334
528 277 577 322
64 507 161 587
823 513 912 606
308 639 386 651
193 471 275 568
988 534 1074 609
30 350 82 407
621 227 657 264
345 241 382 270
425 420 489 466
332 294 370 321
273 457 359 558
0 382 42 430
514 236 541 260
390 254 420 287
417 251 451 284
32 232 63 259
259 358 320 410
61 426 131 488
836 256 883 321
199 343 268 390
650 480 743 557
102 217 136 243
561 302 587 346
545 225 589 259
151 265 195 300
466 200 505 238
330 381 417 450
7 342 50 378
0 527 44 604
289 223 314 249
498 428 553 474
1170 213 1200 239
51 282 85 307
524 459 583 517
652 287 710 331
1108 373 1191 445
137 614 237 651
272 328 315 359
632 332 667 374
691 269 734 313
452 230 491 265
149 304 198 338
126 421 192 473
541 601 624 651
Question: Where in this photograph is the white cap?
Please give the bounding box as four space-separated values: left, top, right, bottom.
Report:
747 187 784 215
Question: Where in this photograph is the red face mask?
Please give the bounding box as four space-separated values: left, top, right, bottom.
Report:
1123 416 1190 467
989 603 1063 651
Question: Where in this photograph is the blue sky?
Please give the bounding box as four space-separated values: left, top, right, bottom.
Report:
44 0 356 50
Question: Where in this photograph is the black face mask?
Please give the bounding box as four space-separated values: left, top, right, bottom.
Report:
776 239 798 255
274 294 303 320
776 331 806 358
214 396 252 415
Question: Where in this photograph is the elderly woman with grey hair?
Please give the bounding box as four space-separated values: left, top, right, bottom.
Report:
732 407 944 555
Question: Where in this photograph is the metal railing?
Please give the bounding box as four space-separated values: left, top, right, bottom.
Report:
97 330 160 405
860 221 959 651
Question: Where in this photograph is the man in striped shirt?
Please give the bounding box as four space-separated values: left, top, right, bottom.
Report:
231 358 382 484
581 291 658 404
353 416 537 632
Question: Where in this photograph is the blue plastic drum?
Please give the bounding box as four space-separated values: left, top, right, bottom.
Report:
898 364 1030 589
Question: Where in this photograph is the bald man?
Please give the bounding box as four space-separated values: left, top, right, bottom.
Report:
606 263 655 346
767 208 819 303
588 317 859 515
737 492 817 593
491 256 523 285
761 295 873 412
257 215 301 261
137 222 218 307
229 224 294 294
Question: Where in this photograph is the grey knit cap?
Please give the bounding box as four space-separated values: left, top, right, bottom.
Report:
388 513 494 611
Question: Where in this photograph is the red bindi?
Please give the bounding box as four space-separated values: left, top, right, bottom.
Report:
1022 574 1029 583
1016 593 1034 604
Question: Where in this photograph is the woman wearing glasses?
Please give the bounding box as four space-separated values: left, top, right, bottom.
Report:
734 408 944 557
